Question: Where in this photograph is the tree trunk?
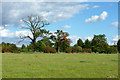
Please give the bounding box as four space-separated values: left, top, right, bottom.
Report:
33 37 36 53
56 42 60 53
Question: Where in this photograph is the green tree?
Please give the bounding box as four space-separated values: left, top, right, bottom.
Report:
72 46 82 53
50 30 71 53
2 42 7 53
74 44 78 47
41 38 53 47
27 44 34 51
117 39 120 53
21 44 25 49
77 38 84 48
36 40 46 52
59 32 71 52
84 39 91 49
11 44 18 53
21 44 26 51
91 34 109 53
106 46 117 54
2 42 18 53
20 15 50 52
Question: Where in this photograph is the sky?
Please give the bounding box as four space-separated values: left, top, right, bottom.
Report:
0 1 119 47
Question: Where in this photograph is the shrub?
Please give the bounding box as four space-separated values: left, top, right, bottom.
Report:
82 48 92 53
44 46 56 53
72 46 82 53
65 47 72 53
106 47 117 54
50 48 56 53
2 42 18 53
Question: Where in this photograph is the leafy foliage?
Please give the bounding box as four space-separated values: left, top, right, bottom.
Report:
91 34 109 53
84 39 91 49
2 42 19 53
36 40 46 52
21 44 27 51
41 38 53 47
20 15 50 52
105 47 117 54
82 48 92 53
65 47 72 53
77 38 84 48
117 39 120 53
50 30 71 52
72 46 82 53
44 46 56 53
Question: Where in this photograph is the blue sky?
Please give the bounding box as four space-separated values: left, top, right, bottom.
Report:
0 2 118 47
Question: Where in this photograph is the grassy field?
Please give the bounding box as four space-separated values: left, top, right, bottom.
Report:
2 53 118 78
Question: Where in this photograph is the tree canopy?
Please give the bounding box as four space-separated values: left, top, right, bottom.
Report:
77 38 84 48
117 39 120 53
20 15 50 52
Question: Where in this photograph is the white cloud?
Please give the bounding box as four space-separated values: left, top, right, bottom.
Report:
0 26 32 38
108 35 120 45
84 36 93 40
93 5 100 8
0 27 14 37
2 0 119 2
87 0 119 2
2 0 88 2
111 21 118 27
108 41 115 45
2 2 88 26
15 30 33 38
4 24 9 27
108 35 119 45
61 25 71 29
112 35 118 42
68 36 81 45
85 11 108 23
0 26 4 30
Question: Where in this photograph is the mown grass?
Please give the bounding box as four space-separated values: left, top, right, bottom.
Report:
2 53 118 78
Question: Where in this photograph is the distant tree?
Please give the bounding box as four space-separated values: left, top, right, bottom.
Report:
21 44 25 49
41 37 53 47
72 46 82 53
82 48 92 53
84 39 91 49
44 46 56 53
91 34 109 53
2 42 7 53
74 44 78 47
2 42 18 53
19 15 50 52
36 40 46 52
106 46 117 54
21 44 26 50
11 44 18 53
50 30 71 53
117 39 120 53
65 47 72 53
11 44 17 50
77 38 84 48
50 30 63 52
59 32 71 52
27 44 34 51
26 45 29 51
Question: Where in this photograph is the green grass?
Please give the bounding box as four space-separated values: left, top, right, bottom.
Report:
2 53 118 78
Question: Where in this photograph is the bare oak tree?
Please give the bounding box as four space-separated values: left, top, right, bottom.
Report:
20 15 49 52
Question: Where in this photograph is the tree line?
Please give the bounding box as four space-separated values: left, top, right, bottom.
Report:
1 33 120 54
1 15 120 54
